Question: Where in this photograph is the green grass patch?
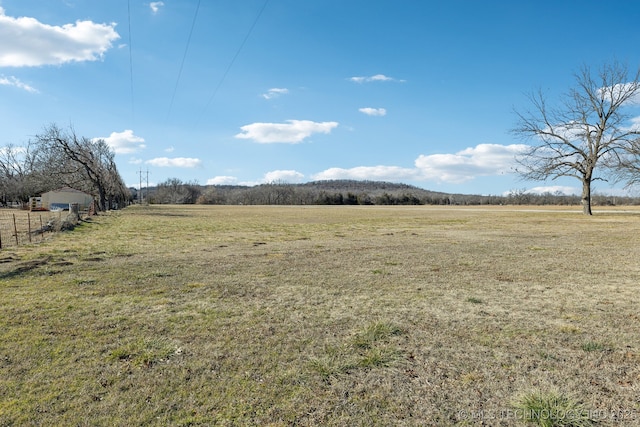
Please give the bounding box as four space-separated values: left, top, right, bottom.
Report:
352 321 403 349
581 341 607 352
512 390 594 426
308 321 404 381
107 337 182 367
356 346 399 368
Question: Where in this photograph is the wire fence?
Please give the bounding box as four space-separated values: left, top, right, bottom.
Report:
0 209 67 250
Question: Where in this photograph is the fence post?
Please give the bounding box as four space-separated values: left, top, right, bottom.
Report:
40 215 44 242
12 213 18 246
27 212 32 243
0 225 3 249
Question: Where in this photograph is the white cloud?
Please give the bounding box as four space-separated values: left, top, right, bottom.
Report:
149 2 165 14
238 179 261 186
349 74 405 83
0 6 120 67
598 82 640 106
359 107 386 116
0 75 37 92
622 115 640 133
313 166 418 182
306 143 530 185
264 170 305 183
146 157 202 168
96 130 145 154
208 170 304 186
262 87 288 100
207 176 238 185
414 143 528 183
235 120 339 144
525 186 579 196
210 143 532 189
165 146 175 153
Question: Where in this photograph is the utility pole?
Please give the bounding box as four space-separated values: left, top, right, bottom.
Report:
145 169 149 203
138 169 143 204
137 169 150 204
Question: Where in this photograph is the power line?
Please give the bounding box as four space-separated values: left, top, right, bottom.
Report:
166 0 202 121
196 0 270 126
127 0 135 124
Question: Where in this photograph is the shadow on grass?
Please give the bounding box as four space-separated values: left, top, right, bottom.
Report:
0 256 52 280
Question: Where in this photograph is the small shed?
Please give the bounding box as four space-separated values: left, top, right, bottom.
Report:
36 187 94 211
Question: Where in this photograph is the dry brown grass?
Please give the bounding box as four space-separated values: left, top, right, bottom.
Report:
1 204 640 425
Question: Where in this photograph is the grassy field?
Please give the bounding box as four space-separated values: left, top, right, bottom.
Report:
1 204 640 426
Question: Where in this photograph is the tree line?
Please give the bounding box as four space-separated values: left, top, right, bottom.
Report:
0 124 130 211
141 178 637 207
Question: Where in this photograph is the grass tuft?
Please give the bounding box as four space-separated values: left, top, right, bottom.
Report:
309 321 404 380
581 341 607 352
357 347 399 368
308 354 356 382
352 321 403 349
512 390 594 427
107 337 181 367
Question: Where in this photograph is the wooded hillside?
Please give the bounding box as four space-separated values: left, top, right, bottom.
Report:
138 179 635 206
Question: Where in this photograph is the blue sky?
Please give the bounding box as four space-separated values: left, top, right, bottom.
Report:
2 0 640 196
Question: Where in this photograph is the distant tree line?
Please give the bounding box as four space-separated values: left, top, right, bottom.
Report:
141 178 639 207
151 178 201 204
0 124 130 210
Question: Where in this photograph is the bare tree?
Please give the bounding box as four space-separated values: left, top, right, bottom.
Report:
33 124 130 211
0 143 37 205
103 155 130 209
513 62 640 215
152 178 201 204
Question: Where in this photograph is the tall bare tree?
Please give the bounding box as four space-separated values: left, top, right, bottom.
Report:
513 62 640 215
